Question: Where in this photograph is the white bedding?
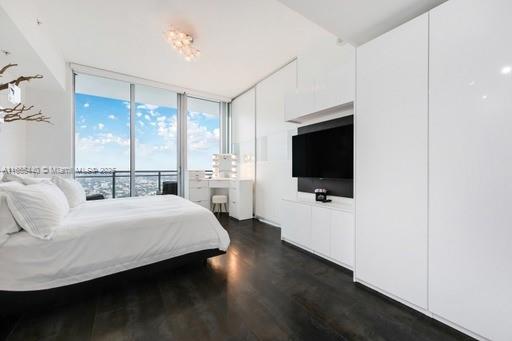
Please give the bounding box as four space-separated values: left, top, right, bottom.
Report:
0 195 230 291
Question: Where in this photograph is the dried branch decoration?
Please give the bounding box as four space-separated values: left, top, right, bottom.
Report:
0 104 51 124
0 63 51 124
0 62 43 91
0 63 18 76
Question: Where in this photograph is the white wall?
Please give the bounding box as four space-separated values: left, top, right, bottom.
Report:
24 85 72 168
0 84 27 169
0 1 66 90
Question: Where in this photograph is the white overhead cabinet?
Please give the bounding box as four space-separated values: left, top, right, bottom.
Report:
429 0 512 339
285 41 355 123
355 14 429 309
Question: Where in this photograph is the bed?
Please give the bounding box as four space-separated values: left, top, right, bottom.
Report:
0 195 230 296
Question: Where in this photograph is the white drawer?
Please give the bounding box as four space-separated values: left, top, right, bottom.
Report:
189 180 208 189
209 180 230 188
229 181 239 190
189 187 209 200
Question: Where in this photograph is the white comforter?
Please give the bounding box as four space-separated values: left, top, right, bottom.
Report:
0 195 230 291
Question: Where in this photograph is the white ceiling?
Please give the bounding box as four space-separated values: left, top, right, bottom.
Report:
277 0 447 46
21 0 333 99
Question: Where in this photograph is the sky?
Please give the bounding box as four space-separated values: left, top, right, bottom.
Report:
75 93 220 171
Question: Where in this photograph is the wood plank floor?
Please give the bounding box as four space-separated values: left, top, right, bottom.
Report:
2 216 473 341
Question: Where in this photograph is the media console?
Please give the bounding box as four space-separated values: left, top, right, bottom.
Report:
281 197 354 270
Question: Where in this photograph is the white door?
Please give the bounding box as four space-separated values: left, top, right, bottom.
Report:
429 0 512 339
355 13 429 309
311 207 331 257
330 210 354 268
281 200 311 247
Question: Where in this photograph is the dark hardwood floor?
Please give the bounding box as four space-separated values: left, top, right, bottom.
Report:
1 216 472 341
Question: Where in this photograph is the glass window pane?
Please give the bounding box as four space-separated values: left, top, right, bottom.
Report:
187 97 220 170
74 74 131 198
134 85 178 196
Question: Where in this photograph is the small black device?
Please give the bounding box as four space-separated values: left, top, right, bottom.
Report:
315 188 331 202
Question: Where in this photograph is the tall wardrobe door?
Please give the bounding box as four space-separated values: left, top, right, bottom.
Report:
429 0 512 339
355 14 428 309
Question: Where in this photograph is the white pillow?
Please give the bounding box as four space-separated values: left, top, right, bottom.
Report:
2 182 69 240
1 173 50 185
0 182 23 245
22 177 51 185
1 173 24 183
52 176 86 208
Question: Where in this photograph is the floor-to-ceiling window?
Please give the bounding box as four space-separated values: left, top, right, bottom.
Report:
134 85 178 196
74 74 131 198
187 97 221 170
74 72 227 199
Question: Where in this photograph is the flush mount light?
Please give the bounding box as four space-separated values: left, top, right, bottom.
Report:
166 27 200 61
501 65 512 75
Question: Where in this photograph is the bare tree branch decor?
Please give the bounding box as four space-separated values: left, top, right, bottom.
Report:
0 63 18 77
0 74 44 91
0 63 52 124
0 103 52 124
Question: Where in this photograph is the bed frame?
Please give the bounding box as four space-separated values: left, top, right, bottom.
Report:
0 248 225 315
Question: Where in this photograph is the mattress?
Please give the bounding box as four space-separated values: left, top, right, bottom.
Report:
0 195 230 291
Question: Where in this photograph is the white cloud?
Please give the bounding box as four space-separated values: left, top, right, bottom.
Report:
83 103 90 108
136 112 143 117
97 123 105 130
137 104 159 111
144 114 151 121
75 132 130 153
188 111 218 120
80 125 87 129
186 118 220 151
108 114 117 120
139 121 145 127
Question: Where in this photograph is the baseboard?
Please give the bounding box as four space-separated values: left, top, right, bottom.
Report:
354 277 487 341
256 216 281 228
281 238 354 273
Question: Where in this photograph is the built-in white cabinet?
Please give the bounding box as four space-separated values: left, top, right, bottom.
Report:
284 42 355 123
281 199 312 247
330 210 354 267
429 1 512 340
355 13 429 309
281 198 354 269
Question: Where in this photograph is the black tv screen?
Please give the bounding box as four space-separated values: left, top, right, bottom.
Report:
292 125 353 179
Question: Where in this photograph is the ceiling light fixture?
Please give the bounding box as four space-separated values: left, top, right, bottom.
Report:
501 65 512 75
166 27 200 62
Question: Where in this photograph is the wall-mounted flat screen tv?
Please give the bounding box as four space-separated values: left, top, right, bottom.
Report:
292 124 353 179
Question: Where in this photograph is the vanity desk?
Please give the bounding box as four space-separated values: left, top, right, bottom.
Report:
185 172 253 220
